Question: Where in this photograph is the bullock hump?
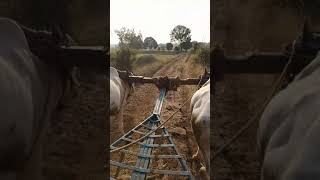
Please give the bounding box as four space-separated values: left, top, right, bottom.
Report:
0 18 29 52
110 67 120 78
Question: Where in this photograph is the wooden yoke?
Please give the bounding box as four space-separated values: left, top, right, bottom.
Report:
117 70 210 91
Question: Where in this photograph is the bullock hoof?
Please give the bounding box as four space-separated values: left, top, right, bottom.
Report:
199 166 209 180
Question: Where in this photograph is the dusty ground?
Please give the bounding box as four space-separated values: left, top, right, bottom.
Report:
110 53 207 179
212 74 279 180
43 69 106 180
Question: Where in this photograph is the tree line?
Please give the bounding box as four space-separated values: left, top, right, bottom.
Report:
115 25 199 51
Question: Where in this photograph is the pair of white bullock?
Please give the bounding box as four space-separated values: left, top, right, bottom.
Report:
109 67 210 178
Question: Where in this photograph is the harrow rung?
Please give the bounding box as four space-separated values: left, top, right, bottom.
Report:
110 161 191 176
109 88 193 179
117 138 174 149
139 143 175 148
109 142 175 151
132 129 146 135
140 124 152 130
117 149 182 159
149 134 170 138
130 130 170 138
121 137 136 143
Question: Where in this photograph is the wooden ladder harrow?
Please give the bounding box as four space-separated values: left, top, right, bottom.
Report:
108 71 209 180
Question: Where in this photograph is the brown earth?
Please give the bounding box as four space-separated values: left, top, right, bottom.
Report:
110 53 207 179
43 70 106 180
212 74 279 180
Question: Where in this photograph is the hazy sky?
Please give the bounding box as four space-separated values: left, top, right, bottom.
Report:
110 0 210 44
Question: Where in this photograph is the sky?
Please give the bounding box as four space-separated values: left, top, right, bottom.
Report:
110 0 210 45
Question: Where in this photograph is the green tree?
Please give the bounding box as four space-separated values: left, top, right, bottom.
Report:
180 38 192 51
115 27 143 49
143 37 158 49
196 45 210 68
170 25 192 51
166 43 173 51
114 47 135 71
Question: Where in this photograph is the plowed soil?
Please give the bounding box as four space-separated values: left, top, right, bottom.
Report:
43 70 106 180
212 74 278 180
110 53 207 179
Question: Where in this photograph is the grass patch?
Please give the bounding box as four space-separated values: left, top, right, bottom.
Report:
110 48 180 76
136 50 179 55
134 55 157 66
132 54 178 77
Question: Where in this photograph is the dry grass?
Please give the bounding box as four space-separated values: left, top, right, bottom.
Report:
132 53 180 77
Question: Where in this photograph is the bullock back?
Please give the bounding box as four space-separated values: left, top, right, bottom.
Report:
258 52 320 179
0 18 74 179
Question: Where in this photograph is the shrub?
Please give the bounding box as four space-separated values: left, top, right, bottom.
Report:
196 46 210 68
135 55 157 66
113 47 135 71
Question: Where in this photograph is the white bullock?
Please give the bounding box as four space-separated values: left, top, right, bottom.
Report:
258 52 320 180
0 18 101 180
109 67 133 141
190 79 210 178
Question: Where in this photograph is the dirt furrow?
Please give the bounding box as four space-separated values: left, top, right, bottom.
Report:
111 53 205 179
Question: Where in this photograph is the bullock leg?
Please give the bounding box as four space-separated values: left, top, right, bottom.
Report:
198 128 210 179
109 112 125 142
192 119 210 179
109 114 119 142
118 108 125 134
192 146 200 161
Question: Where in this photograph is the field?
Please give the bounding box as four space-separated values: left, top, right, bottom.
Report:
43 70 106 180
212 74 280 180
110 51 208 179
